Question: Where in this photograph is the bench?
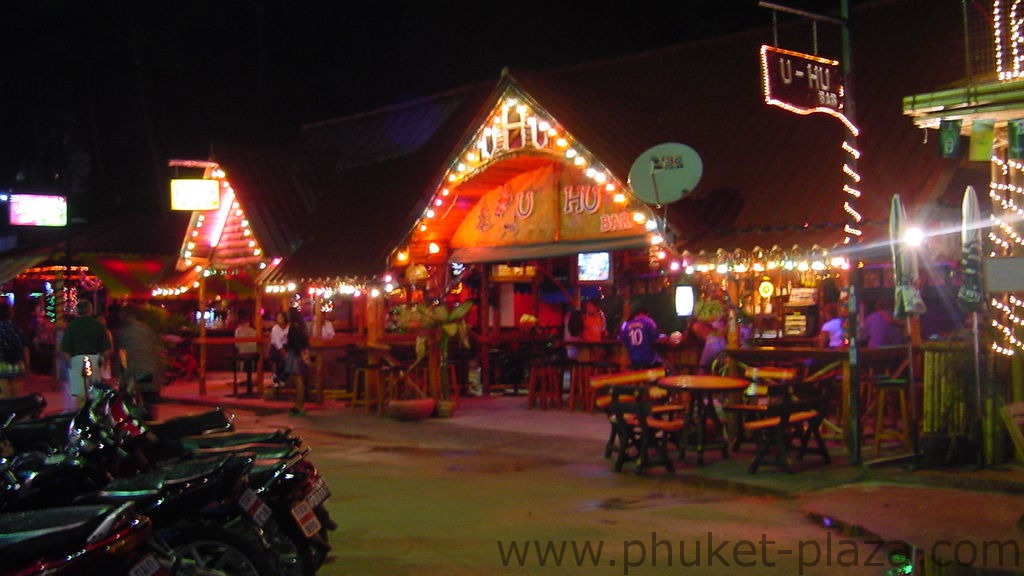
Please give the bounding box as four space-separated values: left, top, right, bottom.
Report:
605 384 687 474
740 373 834 474
590 368 668 459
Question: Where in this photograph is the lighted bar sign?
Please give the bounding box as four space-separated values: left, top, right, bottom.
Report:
760 45 851 130
170 179 220 211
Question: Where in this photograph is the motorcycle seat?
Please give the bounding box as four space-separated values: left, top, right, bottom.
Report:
192 443 302 460
147 408 234 438
180 430 298 450
0 393 46 421
0 504 120 565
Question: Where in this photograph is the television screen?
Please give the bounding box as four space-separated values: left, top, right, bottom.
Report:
8 194 67 227
577 252 611 283
674 285 695 316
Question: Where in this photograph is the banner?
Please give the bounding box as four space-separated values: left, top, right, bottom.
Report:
939 119 963 158
1009 119 1024 160
969 120 995 162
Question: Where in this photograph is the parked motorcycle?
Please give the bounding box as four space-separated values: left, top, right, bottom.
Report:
0 500 227 576
0 448 302 576
0 392 46 422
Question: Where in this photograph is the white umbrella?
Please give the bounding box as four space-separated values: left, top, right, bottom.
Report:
890 194 927 319
889 194 924 466
957 185 985 466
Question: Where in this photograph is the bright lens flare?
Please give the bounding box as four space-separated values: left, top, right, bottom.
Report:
904 227 924 247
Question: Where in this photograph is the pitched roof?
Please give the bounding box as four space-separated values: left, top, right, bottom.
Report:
215 0 982 282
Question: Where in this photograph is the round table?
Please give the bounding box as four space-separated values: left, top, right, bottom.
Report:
657 375 748 465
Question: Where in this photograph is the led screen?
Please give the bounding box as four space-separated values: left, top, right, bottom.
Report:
8 194 67 227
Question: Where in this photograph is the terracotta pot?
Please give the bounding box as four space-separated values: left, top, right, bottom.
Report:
387 398 437 421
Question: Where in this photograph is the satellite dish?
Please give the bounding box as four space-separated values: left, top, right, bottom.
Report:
628 142 703 205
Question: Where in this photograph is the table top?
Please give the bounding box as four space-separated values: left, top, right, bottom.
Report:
725 345 908 363
657 375 748 391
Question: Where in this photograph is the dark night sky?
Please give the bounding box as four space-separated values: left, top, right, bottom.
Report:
0 0 827 223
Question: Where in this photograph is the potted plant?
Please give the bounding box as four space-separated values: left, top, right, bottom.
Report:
395 301 473 417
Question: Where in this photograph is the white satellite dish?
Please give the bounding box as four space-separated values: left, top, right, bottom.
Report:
628 142 703 205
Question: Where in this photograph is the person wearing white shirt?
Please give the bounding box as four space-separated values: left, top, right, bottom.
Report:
268 311 289 385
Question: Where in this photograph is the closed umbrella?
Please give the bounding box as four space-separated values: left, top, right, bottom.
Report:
957 185 985 466
889 194 924 467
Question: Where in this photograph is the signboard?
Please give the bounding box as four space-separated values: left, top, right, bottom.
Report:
760 45 850 129
171 179 220 211
984 257 1024 292
6 194 67 227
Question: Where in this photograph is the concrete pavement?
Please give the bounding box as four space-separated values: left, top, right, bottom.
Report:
18 372 1024 573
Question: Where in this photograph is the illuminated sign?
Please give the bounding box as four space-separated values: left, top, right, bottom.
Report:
7 194 67 227
760 45 853 133
170 179 220 211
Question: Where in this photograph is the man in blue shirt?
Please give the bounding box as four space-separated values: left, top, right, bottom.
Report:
619 307 663 369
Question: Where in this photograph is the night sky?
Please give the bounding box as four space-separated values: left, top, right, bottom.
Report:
1 1 826 224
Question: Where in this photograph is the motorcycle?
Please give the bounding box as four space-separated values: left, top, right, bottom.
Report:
0 448 302 576
0 393 46 423
99 386 335 575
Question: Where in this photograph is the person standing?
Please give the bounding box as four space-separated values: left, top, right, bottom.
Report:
581 298 607 342
284 308 310 416
268 310 289 386
60 300 111 408
860 298 905 348
117 305 166 414
817 303 847 349
619 307 663 369
0 303 30 398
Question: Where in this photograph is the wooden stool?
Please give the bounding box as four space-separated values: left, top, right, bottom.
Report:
527 360 564 410
870 378 911 454
350 365 381 413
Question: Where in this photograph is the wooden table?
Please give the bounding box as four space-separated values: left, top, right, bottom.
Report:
723 345 909 458
657 375 749 465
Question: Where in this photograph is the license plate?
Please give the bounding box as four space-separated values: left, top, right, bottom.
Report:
306 477 330 508
290 499 323 538
129 554 165 576
238 488 271 527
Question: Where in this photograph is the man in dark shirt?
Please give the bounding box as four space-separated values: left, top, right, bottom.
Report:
619 307 663 369
60 300 111 407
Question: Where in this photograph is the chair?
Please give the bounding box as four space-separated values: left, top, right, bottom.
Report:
607 385 687 474
862 357 912 454
567 360 618 412
349 362 383 414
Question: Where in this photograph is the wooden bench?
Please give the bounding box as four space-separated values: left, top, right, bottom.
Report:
605 384 687 474
590 368 667 459
740 373 834 474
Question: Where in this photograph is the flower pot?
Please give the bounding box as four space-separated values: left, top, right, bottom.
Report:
435 399 457 418
387 398 436 421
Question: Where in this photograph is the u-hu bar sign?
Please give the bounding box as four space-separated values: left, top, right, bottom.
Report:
760 45 850 129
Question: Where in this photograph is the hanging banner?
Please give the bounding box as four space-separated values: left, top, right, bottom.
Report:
969 120 995 162
1009 119 1024 160
939 119 963 158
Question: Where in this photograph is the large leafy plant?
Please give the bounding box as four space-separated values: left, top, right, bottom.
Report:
395 302 473 400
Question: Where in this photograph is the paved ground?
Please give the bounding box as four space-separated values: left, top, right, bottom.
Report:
16 373 1024 574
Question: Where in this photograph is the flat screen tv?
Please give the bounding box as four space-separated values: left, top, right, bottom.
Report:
577 251 612 283
7 194 67 227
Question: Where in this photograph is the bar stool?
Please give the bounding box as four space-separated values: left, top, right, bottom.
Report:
350 363 382 413
869 376 911 454
527 358 565 410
